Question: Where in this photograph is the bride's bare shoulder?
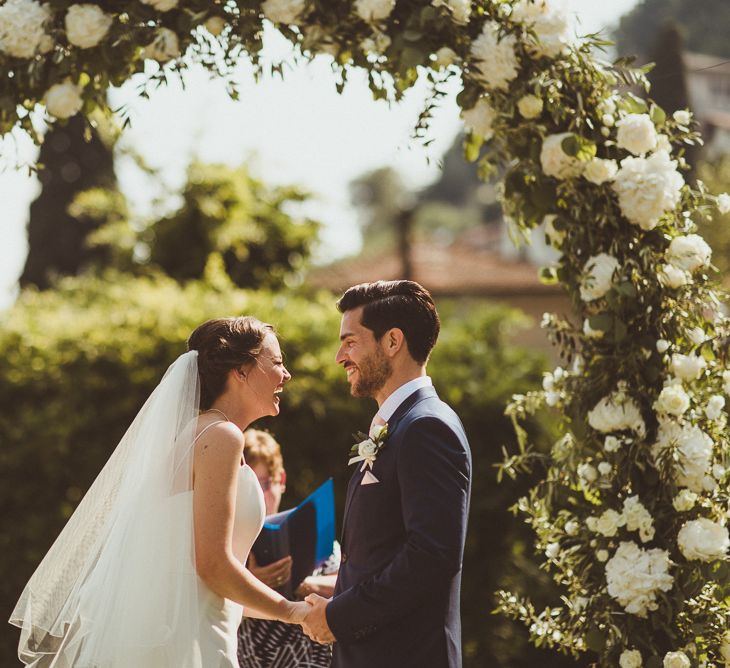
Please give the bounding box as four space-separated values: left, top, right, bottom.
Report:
194 420 244 457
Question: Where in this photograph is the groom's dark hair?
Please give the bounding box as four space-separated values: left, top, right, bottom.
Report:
337 280 440 364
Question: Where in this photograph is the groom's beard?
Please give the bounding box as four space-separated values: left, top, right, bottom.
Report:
352 348 392 398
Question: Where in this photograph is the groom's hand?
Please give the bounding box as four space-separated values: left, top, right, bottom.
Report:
302 593 335 644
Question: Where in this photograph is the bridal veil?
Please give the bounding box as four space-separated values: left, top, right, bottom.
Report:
10 351 208 667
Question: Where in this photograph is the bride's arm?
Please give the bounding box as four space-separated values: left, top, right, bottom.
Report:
192 423 308 624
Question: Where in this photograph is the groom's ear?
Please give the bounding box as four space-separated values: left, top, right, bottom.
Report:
381 328 405 357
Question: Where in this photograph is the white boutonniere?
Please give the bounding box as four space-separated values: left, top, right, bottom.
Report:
348 423 388 471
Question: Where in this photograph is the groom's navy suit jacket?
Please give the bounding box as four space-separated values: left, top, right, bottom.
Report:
326 386 471 668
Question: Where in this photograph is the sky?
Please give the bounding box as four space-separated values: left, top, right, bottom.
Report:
0 0 639 309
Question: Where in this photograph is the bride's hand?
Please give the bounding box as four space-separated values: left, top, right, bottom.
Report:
282 600 311 624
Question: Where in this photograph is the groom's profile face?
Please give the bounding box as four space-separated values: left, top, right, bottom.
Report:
336 307 392 399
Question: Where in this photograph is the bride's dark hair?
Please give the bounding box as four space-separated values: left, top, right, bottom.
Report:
187 316 274 409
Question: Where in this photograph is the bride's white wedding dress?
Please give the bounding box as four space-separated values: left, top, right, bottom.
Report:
10 352 267 668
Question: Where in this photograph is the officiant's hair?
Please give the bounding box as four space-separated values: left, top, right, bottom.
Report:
337 280 440 364
187 316 274 409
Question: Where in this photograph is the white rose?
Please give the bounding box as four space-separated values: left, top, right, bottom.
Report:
585 516 598 531
663 652 691 668
654 384 690 417
605 541 673 617
667 234 712 273
579 253 619 301
616 113 658 155
517 94 543 119
584 157 618 185
370 423 387 440
545 542 560 558
595 509 624 537
596 549 609 562
45 79 84 119
540 133 584 180
678 518 730 561
623 496 655 542
564 519 579 536
620 649 643 668
65 4 112 49
511 0 572 58
461 97 497 140
658 263 691 289
612 151 684 230
469 21 519 91
432 0 471 24
588 387 645 436
656 339 670 353
604 435 621 452
0 0 52 58
653 419 713 492
433 46 458 68
705 395 726 421
583 319 604 339
262 0 308 24
141 27 180 62
717 192 730 214
723 370 730 396
673 109 691 126
358 438 378 459
672 489 698 512
204 16 226 36
140 0 178 10
670 353 707 381
543 214 565 247
687 327 706 346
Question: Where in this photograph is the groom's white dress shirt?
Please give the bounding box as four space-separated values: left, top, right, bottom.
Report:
372 376 433 429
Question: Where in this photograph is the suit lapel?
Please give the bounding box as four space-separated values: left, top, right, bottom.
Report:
340 386 438 543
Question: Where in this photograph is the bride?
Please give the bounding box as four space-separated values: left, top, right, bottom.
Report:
10 316 311 667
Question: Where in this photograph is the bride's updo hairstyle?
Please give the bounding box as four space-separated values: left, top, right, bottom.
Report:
187 316 274 409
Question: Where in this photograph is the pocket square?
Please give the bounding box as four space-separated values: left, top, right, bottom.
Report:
361 470 379 485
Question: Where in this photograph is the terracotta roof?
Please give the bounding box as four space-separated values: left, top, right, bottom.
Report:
307 240 562 297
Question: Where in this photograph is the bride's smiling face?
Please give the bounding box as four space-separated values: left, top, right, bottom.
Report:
244 334 291 417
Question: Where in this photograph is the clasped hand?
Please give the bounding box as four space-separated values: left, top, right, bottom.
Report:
300 593 335 644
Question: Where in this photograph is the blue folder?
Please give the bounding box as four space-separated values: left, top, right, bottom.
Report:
251 478 335 598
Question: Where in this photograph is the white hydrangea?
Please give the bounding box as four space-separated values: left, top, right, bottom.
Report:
588 386 645 436
141 27 180 62
511 0 572 58
579 253 619 301
517 94 543 119
672 489 698 512
612 151 685 230
620 649 643 668
677 518 730 562
663 652 691 668
623 496 655 542
654 383 691 418
658 263 690 289
652 418 713 492
666 234 712 273
584 157 618 185
469 21 519 91
65 4 112 49
605 541 673 617
0 0 52 58
204 16 226 36
540 133 583 179
432 0 471 24
262 0 308 24
670 353 707 381
140 0 178 10
355 0 395 22
717 192 730 214
45 79 84 119
616 113 658 155
461 97 497 140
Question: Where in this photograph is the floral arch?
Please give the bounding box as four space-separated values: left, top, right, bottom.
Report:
4 0 730 665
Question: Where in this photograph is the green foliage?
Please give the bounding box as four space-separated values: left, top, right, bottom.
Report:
0 274 560 668
615 0 730 60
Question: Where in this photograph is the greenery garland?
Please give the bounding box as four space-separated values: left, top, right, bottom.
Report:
3 0 730 665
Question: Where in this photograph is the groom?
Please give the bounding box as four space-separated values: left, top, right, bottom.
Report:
302 280 472 668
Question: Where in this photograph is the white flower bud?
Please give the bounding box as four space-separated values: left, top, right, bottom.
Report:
656 339 670 353
517 94 544 119
673 109 691 125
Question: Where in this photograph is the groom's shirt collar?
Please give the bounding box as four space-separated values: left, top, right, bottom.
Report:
375 376 433 424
